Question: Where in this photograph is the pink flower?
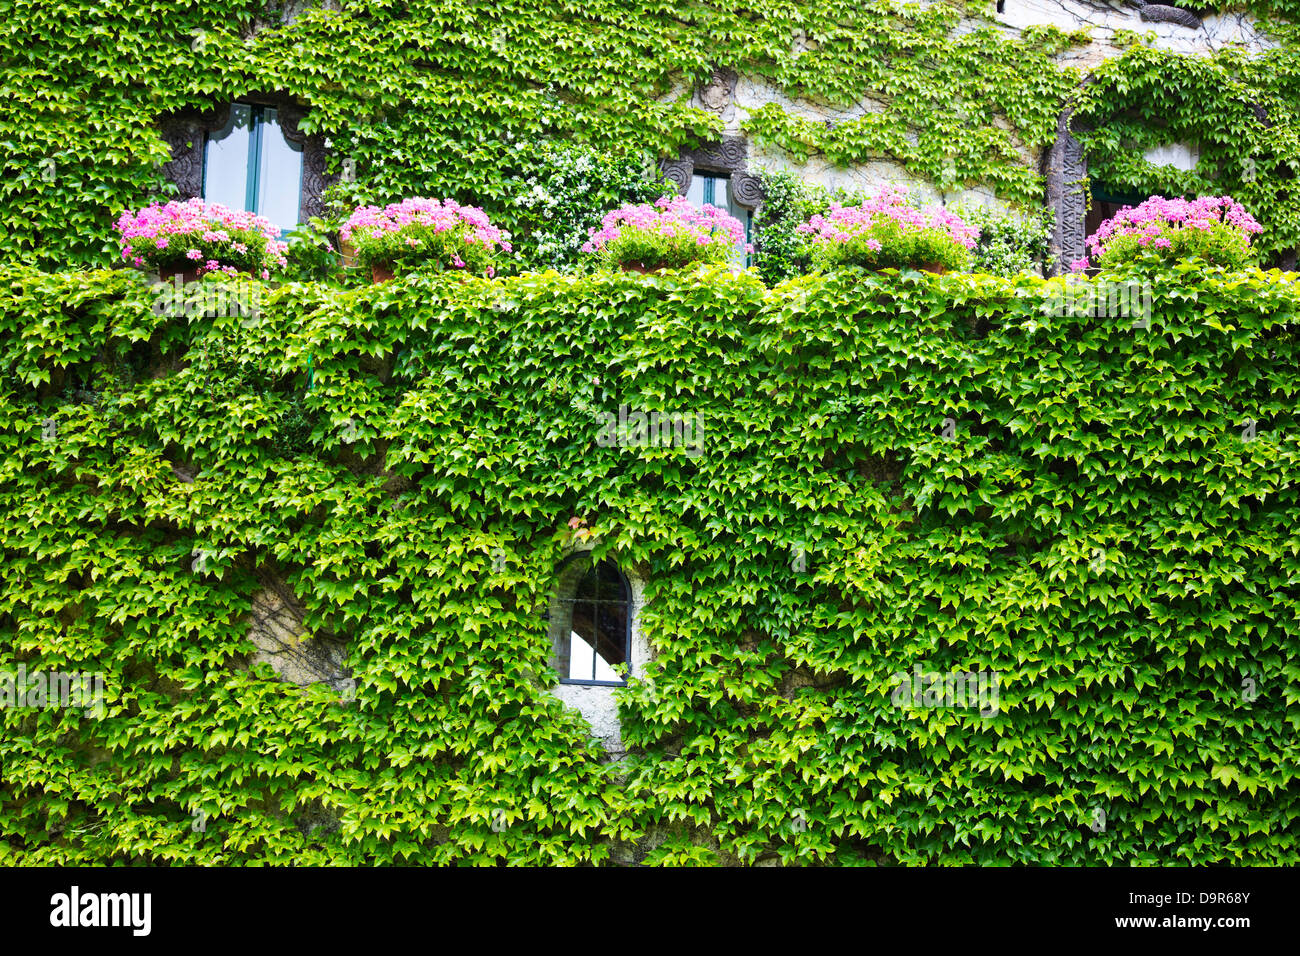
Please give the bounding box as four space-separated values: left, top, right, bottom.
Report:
796 186 978 251
340 197 508 273
583 195 747 257
114 199 285 275
1085 194 1261 263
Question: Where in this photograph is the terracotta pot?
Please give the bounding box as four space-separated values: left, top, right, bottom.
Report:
158 264 203 284
371 262 396 284
919 262 947 275
620 261 664 274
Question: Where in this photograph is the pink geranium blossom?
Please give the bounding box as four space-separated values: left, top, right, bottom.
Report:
342 197 510 276
114 199 288 277
1075 195 1261 270
581 195 750 268
795 185 976 272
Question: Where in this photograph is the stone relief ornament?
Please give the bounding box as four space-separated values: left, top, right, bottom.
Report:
658 136 764 209
1130 0 1202 29
158 93 335 225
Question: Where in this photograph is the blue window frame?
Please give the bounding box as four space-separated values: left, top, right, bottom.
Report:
686 172 752 267
202 102 304 234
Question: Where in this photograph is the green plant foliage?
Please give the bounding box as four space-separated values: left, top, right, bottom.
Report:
806 217 973 273
1 0 1100 272
1074 44 1300 265
2 264 1297 864
280 219 343 283
751 170 827 284
504 143 674 273
958 205 1053 277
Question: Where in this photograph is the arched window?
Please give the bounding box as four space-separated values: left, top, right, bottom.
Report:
549 556 632 686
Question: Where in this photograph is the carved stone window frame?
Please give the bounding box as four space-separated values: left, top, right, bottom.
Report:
1043 109 1089 275
158 93 333 226
659 136 764 211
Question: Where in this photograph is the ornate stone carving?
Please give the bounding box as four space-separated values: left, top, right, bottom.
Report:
697 67 737 114
160 117 207 200
659 136 764 209
1044 108 1088 276
660 159 693 193
694 137 748 172
1133 1 1202 29
732 172 764 208
156 93 334 225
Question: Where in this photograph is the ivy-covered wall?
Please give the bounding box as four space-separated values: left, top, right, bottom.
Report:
2 265 1296 864
16 0 1300 273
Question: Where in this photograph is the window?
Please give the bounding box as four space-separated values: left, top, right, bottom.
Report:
1085 184 1146 251
202 102 304 233
550 557 632 686
686 171 753 266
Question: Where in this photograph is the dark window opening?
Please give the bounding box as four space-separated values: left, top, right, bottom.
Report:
1085 183 1148 248
553 558 631 686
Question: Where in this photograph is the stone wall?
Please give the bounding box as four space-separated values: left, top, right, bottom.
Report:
661 2 1273 221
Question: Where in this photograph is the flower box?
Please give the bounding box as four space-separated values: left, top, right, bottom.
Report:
115 199 288 281
340 197 511 284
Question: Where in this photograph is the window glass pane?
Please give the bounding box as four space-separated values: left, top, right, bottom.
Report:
555 558 630 683
203 104 252 211
685 173 708 208
574 565 601 603
256 107 303 234
685 173 748 266
596 561 627 602
594 602 628 677
569 602 598 681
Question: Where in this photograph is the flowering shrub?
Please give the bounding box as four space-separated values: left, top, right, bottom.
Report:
1072 195 1263 271
797 186 977 272
581 196 751 269
959 205 1053 277
114 199 289 279
340 197 511 277
507 143 673 272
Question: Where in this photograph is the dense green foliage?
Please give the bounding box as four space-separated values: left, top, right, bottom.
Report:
2 264 1297 864
2 0 1094 271
753 171 1049 281
504 143 673 273
959 205 1052 277
751 170 824 284
806 217 973 273
1075 43 1300 265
